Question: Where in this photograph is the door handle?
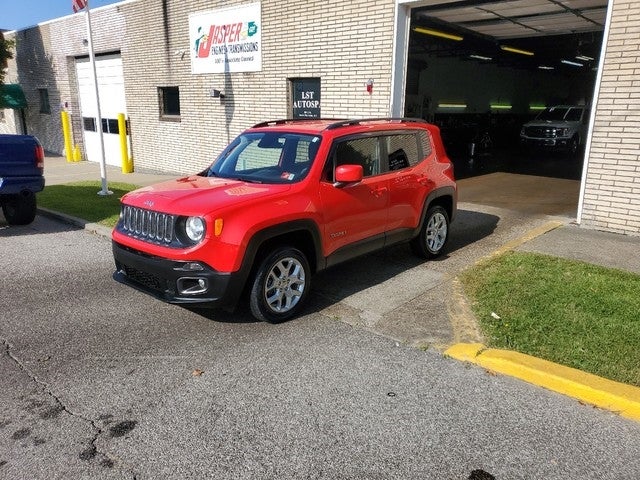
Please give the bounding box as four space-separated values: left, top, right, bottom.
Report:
417 176 433 187
371 186 388 198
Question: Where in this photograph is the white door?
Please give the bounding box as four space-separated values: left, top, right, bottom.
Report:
75 53 127 167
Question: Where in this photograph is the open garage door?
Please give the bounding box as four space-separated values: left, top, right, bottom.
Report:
397 0 608 216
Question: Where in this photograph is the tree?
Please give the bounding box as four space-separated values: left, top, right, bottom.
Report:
0 31 15 85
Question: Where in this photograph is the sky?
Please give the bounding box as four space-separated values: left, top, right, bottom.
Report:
1 0 122 31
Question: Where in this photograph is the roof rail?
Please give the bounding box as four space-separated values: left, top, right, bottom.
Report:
325 117 428 130
251 118 343 128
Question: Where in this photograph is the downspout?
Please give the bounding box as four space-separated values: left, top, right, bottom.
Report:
576 0 615 224
20 108 27 134
389 1 411 117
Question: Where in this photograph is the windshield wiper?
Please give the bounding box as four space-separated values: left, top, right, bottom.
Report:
231 176 263 184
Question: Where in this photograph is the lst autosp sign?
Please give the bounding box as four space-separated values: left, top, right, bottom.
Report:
292 78 321 119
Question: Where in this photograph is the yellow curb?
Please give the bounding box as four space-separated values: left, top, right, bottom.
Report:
445 343 640 422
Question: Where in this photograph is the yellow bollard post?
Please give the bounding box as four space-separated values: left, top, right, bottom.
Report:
60 111 73 162
118 113 133 173
73 144 82 162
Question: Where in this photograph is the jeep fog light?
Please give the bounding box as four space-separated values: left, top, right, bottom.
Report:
185 217 205 242
177 277 208 295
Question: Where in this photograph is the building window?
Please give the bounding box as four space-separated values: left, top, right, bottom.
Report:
38 88 51 114
83 117 96 131
158 86 180 120
101 118 120 134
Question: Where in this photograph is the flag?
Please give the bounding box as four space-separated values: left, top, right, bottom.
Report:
72 0 87 13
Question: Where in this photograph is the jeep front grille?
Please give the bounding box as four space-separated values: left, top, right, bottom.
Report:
120 206 176 245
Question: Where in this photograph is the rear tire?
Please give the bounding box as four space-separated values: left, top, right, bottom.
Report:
411 205 450 259
249 247 311 323
2 193 37 225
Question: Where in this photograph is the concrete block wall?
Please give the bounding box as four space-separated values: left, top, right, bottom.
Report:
582 0 640 236
3 5 129 155
120 0 396 174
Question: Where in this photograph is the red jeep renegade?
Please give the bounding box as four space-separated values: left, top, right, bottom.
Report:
112 118 457 322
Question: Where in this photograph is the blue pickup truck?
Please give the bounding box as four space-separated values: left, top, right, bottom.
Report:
0 134 45 225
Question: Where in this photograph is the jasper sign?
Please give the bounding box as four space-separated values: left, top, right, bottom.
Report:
189 3 262 74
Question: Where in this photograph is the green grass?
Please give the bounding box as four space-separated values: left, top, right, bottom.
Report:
37 181 140 228
460 251 640 386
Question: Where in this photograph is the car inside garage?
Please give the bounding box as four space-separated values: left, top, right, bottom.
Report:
403 0 607 215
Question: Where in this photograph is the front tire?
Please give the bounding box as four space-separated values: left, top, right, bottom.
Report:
568 136 579 157
411 205 450 259
250 247 311 323
2 193 37 225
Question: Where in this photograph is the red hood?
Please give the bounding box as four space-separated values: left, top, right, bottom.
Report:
121 175 291 215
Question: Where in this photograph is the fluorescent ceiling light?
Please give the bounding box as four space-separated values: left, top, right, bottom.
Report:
413 27 463 42
490 104 512 110
470 54 492 61
500 45 534 56
538 65 555 70
561 59 584 67
529 105 546 110
438 103 467 109
576 55 594 61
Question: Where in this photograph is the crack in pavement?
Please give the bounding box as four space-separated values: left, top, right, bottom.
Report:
1 336 137 479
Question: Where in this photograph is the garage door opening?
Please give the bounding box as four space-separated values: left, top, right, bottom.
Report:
405 1 606 184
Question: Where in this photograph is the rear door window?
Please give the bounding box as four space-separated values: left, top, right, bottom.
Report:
383 133 421 171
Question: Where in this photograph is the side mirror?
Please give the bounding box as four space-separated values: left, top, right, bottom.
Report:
335 164 363 185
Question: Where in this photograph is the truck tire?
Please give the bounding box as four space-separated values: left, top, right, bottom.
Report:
411 205 450 259
568 136 579 157
250 246 311 323
2 193 37 225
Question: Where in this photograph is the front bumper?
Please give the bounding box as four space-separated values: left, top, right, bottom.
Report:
520 137 571 149
112 241 243 309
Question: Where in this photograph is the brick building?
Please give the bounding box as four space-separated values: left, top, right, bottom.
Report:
1 0 639 236
578 0 640 234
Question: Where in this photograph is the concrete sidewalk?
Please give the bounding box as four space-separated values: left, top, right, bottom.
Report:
44 154 179 188
39 154 640 422
516 222 640 275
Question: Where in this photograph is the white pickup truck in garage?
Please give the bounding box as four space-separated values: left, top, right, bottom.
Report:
520 105 589 156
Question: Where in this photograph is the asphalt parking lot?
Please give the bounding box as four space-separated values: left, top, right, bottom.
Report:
2 154 638 478
1 213 639 479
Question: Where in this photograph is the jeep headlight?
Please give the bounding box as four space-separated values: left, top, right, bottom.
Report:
556 128 570 137
185 216 205 243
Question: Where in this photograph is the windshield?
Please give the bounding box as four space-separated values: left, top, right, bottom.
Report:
536 107 575 121
205 132 322 184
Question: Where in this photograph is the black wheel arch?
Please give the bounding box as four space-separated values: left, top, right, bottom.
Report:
226 219 324 308
416 186 457 234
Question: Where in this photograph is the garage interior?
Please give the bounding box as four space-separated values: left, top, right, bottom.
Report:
405 0 607 215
